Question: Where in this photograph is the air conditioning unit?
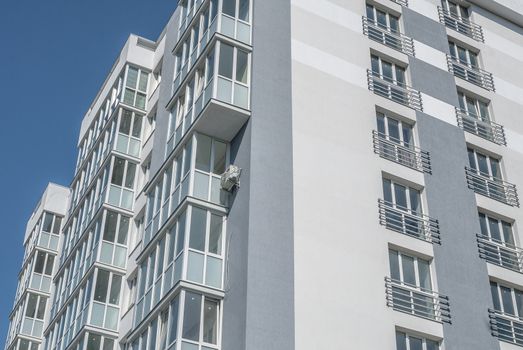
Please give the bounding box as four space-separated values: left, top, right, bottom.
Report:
220 165 242 192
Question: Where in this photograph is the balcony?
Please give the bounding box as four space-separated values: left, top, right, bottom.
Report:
373 131 431 173
465 167 519 207
385 277 451 323
489 309 523 346
438 6 484 42
378 199 441 244
367 70 423 111
167 76 250 156
447 55 495 91
362 17 415 56
478 234 523 273
178 0 206 39
456 108 506 145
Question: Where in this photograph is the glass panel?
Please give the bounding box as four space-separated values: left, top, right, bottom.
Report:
394 184 407 210
236 50 249 84
409 337 423 350
42 213 54 232
196 134 212 172
104 211 118 242
34 252 46 274
222 0 236 16
105 306 119 330
214 141 226 174
26 294 38 317
203 299 218 344
187 251 205 283
426 340 439 350
401 255 416 286
205 257 222 288
239 0 250 21
389 250 400 280
109 275 122 304
194 172 210 200
208 214 223 255
168 297 179 344
490 282 501 311
112 158 125 186
418 259 431 290
366 4 374 20
502 221 515 246
127 67 138 88
118 216 130 245
376 113 385 134
90 303 105 327
478 213 488 236
218 44 234 79
395 332 407 350
94 270 110 302
388 118 400 142
189 207 207 251
515 289 523 318
382 179 392 203
87 334 102 350
488 217 501 241
120 110 132 135
501 286 515 315
182 292 202 341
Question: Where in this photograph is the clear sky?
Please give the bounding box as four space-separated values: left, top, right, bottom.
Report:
0 0 178 345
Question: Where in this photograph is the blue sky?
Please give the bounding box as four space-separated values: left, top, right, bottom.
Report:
0 1 177 345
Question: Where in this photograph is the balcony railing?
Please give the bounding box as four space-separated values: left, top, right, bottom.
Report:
362 17 415 56
391 0 408 6
438 6 484 42
385 277 451 323
456 108 506 145
477 234 523 273
367 70 423 111
447 55 494 91
372 131 431 173
465 167 519 207
489 309 523 346
378 199 441 244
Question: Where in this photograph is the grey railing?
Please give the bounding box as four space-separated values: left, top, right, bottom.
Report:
489 309 523 346
362 17 415 56
391 0 408 6
372 131 431 173
447 55 495 91
438 6 484 42
367 70 423 111
456 108 506 145
465 167 519 207
378 199 441 244
478 234 523 273
385 277 451 323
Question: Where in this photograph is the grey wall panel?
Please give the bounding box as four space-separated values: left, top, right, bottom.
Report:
403 7 449 53
244 0 295 348
409 57 459 106
416 112 500 350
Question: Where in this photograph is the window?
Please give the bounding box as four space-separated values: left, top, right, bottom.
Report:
116 109 143 157
491 281 523 318
396 331 440 350
181 292 220 346
108 157 137 209
123 66 148 110
371 55 406 86
86 333 114 350
388 250 440 320
31 251 55 291
194 133 228 204
90 269 122 330
389 250 432 290
458 91 490 122
478 213 519 270
479 213 515 246
441 0 469 21
22 293 46 337
448 41 478 69
383 178 421 214
366 4 399 33
99 211 130 268
377 112 414 148
217 42 250 108
467 148 501 180
39 213 62 251
223 0 250 22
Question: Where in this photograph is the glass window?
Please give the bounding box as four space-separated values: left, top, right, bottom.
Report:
236 50 249 84
203 299 218 344
239 0 250 21
42 213 54 233
109 275 122 305
168 297 179 344
34 252 46 274
189 208 207 251
94 270 110 302
182 292 201 341
209 214 223 255
219 44 234 79
196 134 212 172
87 334 102 350
104 212 118 242
222 0 236 16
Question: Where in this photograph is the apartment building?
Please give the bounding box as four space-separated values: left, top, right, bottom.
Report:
5 184 69 350
5 0 523 349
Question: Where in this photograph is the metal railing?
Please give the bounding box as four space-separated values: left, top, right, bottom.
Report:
456 108 506 145
385 277 451 323
478 234 523 273
378 199 441 244
367 70 423 111
438 6 484 42
465 167 519 207
489 309 523 346
447 55 495 91
362 17 415 56
373 131 431 173
390 0 408 6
